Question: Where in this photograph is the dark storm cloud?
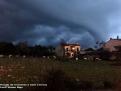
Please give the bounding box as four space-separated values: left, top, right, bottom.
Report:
0 0 37 41
0 0 121 47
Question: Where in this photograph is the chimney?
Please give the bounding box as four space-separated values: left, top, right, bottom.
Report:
117 36 119 39
110 38 112 40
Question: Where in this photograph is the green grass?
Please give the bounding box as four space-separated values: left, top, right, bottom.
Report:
0 57 120 87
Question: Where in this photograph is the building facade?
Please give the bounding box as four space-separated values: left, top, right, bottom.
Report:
103 36 121 52
55 43 81 58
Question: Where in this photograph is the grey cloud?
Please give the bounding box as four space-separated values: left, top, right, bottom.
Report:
0 0 121 48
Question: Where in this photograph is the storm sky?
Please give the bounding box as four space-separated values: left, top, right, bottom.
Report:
0 0 121 48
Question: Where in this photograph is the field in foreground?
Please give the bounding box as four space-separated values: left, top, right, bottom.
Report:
0 58 121 90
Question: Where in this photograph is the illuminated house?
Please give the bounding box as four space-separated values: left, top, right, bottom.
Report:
55 43 81 58
103 36 121 52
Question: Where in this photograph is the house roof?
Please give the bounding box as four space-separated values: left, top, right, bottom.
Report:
110 38 121 41
107 38 121 43
103 38 121 47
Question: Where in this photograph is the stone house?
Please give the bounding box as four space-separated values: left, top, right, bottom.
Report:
55 43 81 58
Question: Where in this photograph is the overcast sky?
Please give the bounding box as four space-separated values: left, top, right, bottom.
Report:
0 0 121 48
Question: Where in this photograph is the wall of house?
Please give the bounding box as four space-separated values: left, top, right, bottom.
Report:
73 46 81 52
64 46 71 51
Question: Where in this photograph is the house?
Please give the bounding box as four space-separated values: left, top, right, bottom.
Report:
103 36 121 52
55 43 81 58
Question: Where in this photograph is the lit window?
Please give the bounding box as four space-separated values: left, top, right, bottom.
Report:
72 47 75 50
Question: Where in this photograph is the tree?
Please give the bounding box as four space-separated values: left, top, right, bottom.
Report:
85 48 95 51
0 42 15 55
97 48 111 60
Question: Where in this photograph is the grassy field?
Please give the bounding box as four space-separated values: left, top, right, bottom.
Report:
0 58 121 90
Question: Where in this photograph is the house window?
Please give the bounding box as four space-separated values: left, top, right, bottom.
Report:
77 48 79 51
66 48 68 51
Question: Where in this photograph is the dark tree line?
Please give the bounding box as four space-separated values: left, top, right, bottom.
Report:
96 48 112 60
0 42 55 57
